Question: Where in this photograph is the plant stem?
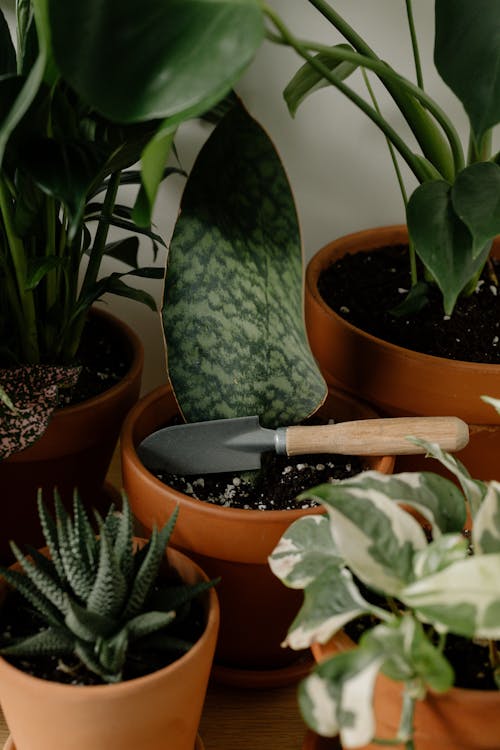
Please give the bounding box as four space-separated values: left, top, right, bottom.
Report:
290 0 459 179
405 0 423 89
0 177 39 362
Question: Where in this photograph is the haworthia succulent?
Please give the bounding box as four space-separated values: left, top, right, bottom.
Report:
163 101 326 428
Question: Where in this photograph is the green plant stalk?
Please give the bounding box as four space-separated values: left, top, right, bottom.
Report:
298 0 458 180
66 170 122 361
361 69 419 286
405 0 423 89
468 129 493 164
0 177 39 362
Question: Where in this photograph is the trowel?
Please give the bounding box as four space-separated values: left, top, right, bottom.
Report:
137 414 469 475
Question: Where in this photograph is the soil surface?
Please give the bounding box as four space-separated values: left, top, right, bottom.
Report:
318 245 500 363
58 313 130 407
155 450 365 511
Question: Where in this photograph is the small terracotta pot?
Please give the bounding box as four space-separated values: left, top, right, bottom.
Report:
121 385 394 683
305 226 500 480
4 739 206 750
0 547 219 750
311 631 500 750
0 308 143 563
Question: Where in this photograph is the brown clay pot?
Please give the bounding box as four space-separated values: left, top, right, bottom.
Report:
305 225 500 480
0 308 143 563
120 385 394 685
311 631 500 750
0 547 219 750
4 739 206 750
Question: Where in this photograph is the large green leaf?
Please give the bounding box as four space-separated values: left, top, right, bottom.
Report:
163 102 326 427
48 0 264 124
435 0 500 143
451 163 500 258
406 180 491 314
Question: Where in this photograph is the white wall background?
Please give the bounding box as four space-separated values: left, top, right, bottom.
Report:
3 1 491 394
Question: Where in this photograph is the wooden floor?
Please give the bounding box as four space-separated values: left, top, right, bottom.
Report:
0 447 311 750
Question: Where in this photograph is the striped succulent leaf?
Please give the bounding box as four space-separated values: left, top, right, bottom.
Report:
0 494 215 683
163 100 326 428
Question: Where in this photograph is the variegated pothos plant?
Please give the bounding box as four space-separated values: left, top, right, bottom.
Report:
269 397 500 749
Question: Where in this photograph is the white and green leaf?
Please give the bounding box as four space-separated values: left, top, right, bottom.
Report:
268 514 341 590
301 473 428 595
299 647 383 747
412 534 468 579
401 553 500 639
284 564 387 650
473 481 500 553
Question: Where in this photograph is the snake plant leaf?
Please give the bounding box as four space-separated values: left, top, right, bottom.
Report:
284 44 357 116
47 0 264 125
406 180 491 315
451 163 500 259
163 102 326 427
435 0 500 144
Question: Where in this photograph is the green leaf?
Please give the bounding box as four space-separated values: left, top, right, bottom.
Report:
163 101 326 427
132 124 175 227
126 610 176 641
407 180 491 314
412 534 468 578
87 525 127 618
269 515 341 590
435 0 500 143
25 257 65 291
401 553 500 639
408 438 487 518
0 627 74 658
284 563 385 651
390 281 430 318
451 163 500 258
64 599 117 642
364 615 454 693
300 472 443 594
48 0 264 124
473 482 500 554
284 45 357 116
10 540 69 616
299 647 383 745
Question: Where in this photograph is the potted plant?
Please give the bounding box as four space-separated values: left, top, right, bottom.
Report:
0 490 219 750
269 396 500 749
121 97 403 688
0 0 265 557
260 0 500 480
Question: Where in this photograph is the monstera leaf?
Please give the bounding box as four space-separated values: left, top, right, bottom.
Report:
163 101 326 427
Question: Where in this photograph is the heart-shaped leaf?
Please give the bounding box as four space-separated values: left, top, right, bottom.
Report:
48 0 264 124
435 0 500 143
163 101 326 427
451 162 500 258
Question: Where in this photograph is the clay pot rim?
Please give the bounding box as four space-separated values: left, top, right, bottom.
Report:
306 224 500 374
2 734 206 750
0 546 219 695
121 384 394 526
46 306 144 419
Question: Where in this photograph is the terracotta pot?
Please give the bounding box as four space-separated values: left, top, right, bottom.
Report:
0 547 219 750
120 385 394 684
311 631 500 750
0 308 143 563
3 739 206 750
305 225 500 480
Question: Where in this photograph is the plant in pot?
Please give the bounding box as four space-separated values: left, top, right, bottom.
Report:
260 0 500 480
0 0 265 558
0 490 219 750
269 396 500 749
119 98 479 687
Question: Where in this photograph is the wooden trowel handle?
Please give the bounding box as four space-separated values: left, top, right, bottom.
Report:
285 416 469 456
